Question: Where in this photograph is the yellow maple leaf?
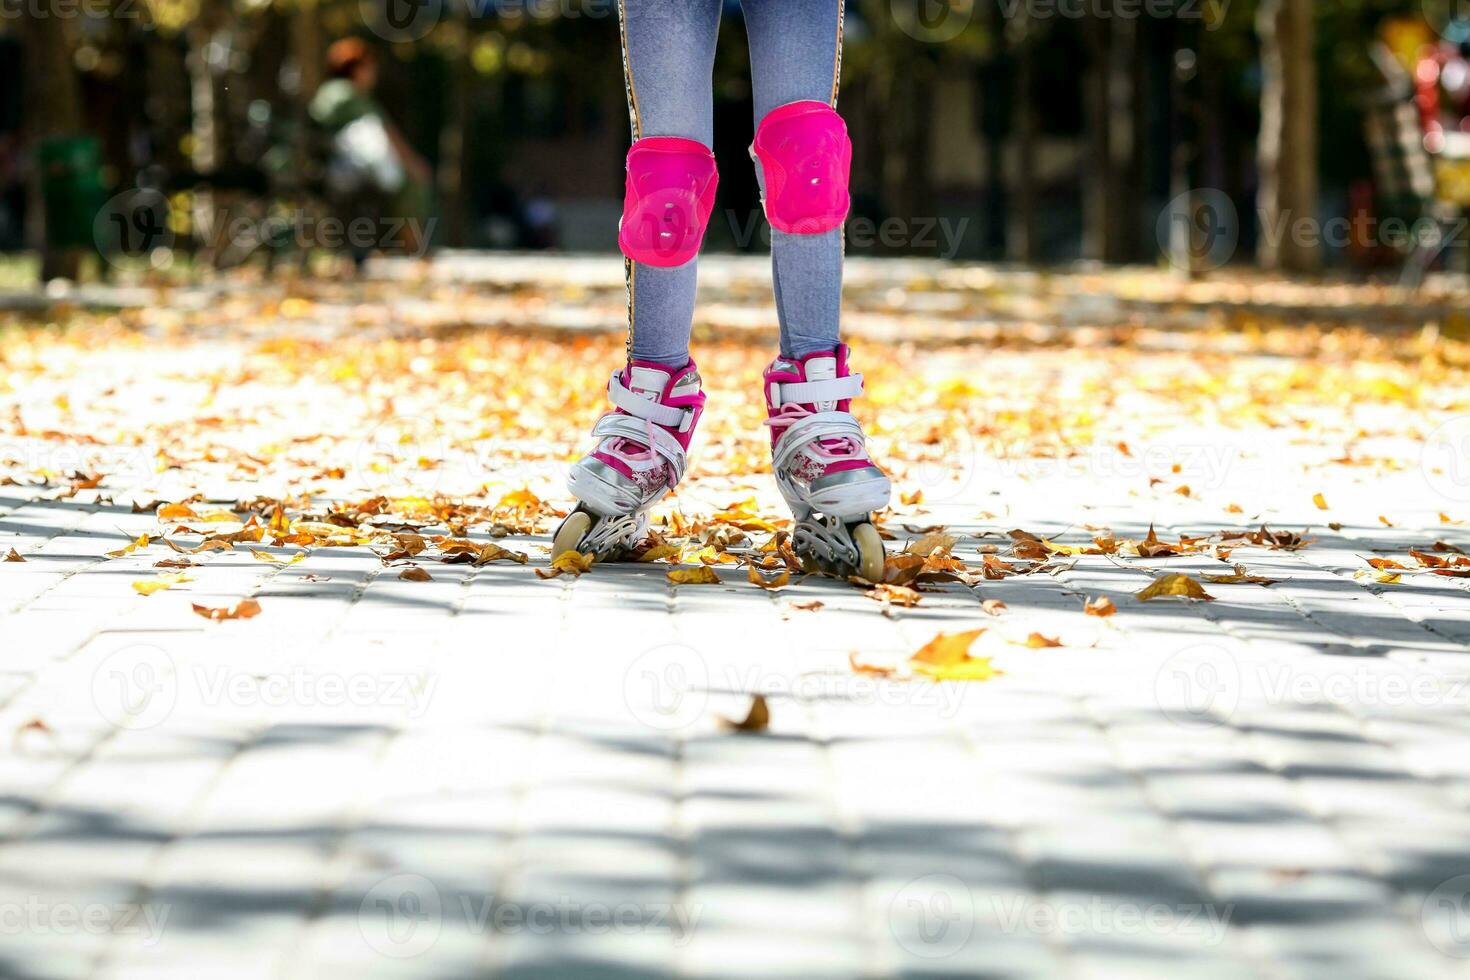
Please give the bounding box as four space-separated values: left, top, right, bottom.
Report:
1135 573 1215 601
250 549 305 566
107 533 150 559
910 629 987 667
132 572 193 596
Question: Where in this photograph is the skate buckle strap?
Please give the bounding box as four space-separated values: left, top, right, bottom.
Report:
769 373 863 408
608 371 696 431
771 411 866 470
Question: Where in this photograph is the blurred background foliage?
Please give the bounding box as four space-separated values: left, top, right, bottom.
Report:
4 0 1470 281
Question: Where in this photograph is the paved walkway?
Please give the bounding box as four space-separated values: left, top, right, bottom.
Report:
4 257 1470 978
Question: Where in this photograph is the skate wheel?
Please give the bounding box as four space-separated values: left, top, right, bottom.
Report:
551 509 592 562
853 523 885 583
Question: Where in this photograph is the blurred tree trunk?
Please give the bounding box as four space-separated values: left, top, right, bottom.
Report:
292 0 324 189
1110 12 1139 260
1082 4 1125 263
1256 0 1319 273
440 19 470 247
1009 11 1039 264
21 11 84 281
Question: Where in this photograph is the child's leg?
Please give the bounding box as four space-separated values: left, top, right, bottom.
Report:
616 0 723 368
741 0 846 358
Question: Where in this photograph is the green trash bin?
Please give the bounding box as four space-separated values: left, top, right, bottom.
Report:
39 135 107 251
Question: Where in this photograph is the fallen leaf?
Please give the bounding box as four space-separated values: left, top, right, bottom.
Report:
1312 492 1328 510
132 572 193 596
906 532 956 557
1135 573 1215 602
106 533 150 558
1202 565 1281 585
191 598 262 621
1084 595 1117 617
536 551 595 578
250 549 305 566
157 502 198 520
398 566 433 582
787 599 825 612
1019 632 1064 648
636 544 681 563
910 629 987 668
864 582 923 607
4 548 24 562
747 564 791 590
720 695 770 733
668 566 721 585
981 599 1008 616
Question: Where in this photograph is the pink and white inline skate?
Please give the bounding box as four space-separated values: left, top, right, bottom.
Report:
763 344 890 580
552 359 706 561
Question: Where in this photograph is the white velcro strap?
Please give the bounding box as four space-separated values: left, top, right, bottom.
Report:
608 371 689 428
771 411 865 470
593 413 690 482
773 373 863 407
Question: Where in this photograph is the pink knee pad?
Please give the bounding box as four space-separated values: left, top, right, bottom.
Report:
619 136 718 268
752 101 852 235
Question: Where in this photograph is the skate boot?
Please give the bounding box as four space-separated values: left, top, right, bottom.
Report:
552 358 706 562
762 345 890 581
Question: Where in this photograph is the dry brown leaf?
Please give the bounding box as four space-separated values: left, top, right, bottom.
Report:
864 582 923 607
191 598 262 621
720 695 770 733
747 564 792 590
4 548 24 562
537 551 595 578
398 566 433 582
981 598 1008 616
107 533 150 559
668 566 721 585
1135 573 1215 601
1084 595 1117 617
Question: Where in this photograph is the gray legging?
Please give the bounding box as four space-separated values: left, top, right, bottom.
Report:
617 0 846 366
